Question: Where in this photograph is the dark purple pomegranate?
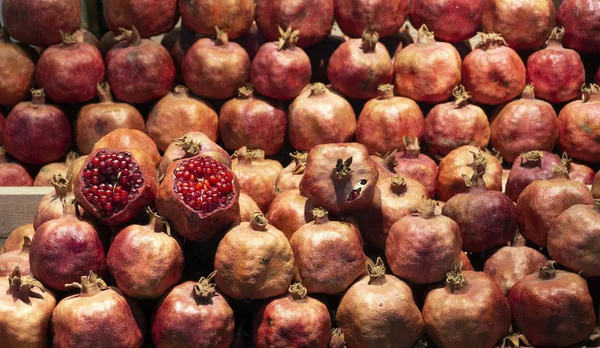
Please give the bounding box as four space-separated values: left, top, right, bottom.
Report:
103 0 179 38
505 151 562 202
557 0 600 53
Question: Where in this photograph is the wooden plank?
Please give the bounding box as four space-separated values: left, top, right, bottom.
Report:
0 187 53 249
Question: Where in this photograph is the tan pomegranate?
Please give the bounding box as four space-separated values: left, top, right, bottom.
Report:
266 189 315 240
232 147 282 212
1 223 34 254
275 152 307 193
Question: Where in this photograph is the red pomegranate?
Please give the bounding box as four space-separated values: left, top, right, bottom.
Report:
238 192 262 222
0 27 36 106
180 0 254 39
103 0 178 38
214 213 294 299
300 143 378 214
386 200 462 284
157 154 240 241
1 0 80 47
159 133 231 178
219 84 287 155
409 0 483 43
0 266 56 347
1 224 34 254
462 33 526 105
0 236 31 276
509 261 596 347
151 272 235 347
182 28 251 100
288 83 356 151
160 27 202 76
73 29 100 47
505 151 562 202
256 0 334 48
99 31 122 56
33 175 79 230
437 146 503 202
105 26 175 104
423 269 511 348
355 84 425 155
1 89 71 165
52 272 145 348
394 137 437 198
557 84 600 163
93 129 161 167
328 30 394 100
146 86 219 152
336 258 424 348
250 28 312 101
234 22 266 61
34 152 79 186
393 25 462 103
252 283 331 347
557 0 600 53
569 162 595 185
369 150 397 179
424 85 490 158
334 0 408 38
594 171 600 198
275 152 307 193
231 147 281 213
329 328 345 348
490 85 558 163
266 189 315 240
0 147 33 186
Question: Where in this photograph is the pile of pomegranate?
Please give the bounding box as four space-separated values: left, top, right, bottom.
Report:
1 0 600 347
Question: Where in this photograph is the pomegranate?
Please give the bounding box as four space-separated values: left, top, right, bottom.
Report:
393 25 462 103
159 133 230 177
234 22 266 61
99 31 122 56
256 0 334 48
370 150 397 179
0 266 56 347
557 84 600 163
1 89 71 165
0 27 36 106
462 33 526 105
505 151 562 202
250 27 312 101
516 160 594 247
460 252 475 271
0 236 31 276
93 129 161 167
328 30 394 100
151 272 235 347
0 147 33 186
355 84 425 155
238 192 262 222
231 147 281 213
220 84 287 155
106 26 175 104
408 0 483 43
74 29 100 47
509 261 596 347
557 0 600 53
52 272 145 348
266 189 315 240
386 200 462 284
300 143 378 214
1 0 80 47
161 26 202 76
180 0 254 39
424 85 490 158
394 137 437 198
290 208 366 294
288 83 356 151
214 213 294 299
359 173 427 250
594 171 600 198
334 0 408 38
275 152 307 193
33 152 78 186
146 86 219 152
437 146 503 202
570 161 595 185
103 0 178 38
337 258 424 348
329 328 346 348
423 268 511 348
252 283 331 347
1 224 34 254
33 174 79 230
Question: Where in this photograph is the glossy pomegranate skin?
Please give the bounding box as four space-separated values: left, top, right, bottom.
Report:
334 0 408 38
93 129 161 167
557 0 600 53
180 0 254 39
232 148 282 213
0 148 33 186
505 151 562 202
1 224 34 254
394 139 437 198
409 0 483 43
0 28 36 106
103 0 178 38
557 86 600 162
266 189 314 240
159 132 231 178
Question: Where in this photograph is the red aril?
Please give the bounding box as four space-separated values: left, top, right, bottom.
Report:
275 152 307 193
1 224 34 254
231 147 281 213
103 0 178 38
34 152 79 186
266 189 315 240
334 0 409 38
0 27 36 106
93 129 161 167
159 133 231 179
180 0 254 39
409 0 483 43
394 137 437 199
557 0 600 53
505 151 561 202
0 147 33 186
0 236 31 276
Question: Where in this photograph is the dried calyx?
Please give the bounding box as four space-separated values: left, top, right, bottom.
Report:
452 85 472 107
446 263 466 293
237 83 254 98
146 206 171 236
333 157 354 179
8 265 45 297
311 207 329 224
469 151 487 177
174 136 204 157
411 199 437 219
30 88 46 105
290 151 308 174
60 30 77 45
538 261 557 279
366 257 386 280
360 29 379 53
462 168 486 189
250 212 269 230
548 27 565 45
478 32 508 50
65 271 108 297
391 173 408 194
402 136 421 159
97 82 113 103
520 151 543 168
288 282 308 300
51 174 70 199
511 232 527 247
214 27 229 46
277 26 300 51
522 85 535 99
234 147 265 163
582 84 600 103
378 84 394 99
552 153 570 179
115 26 142 46
500 332 531 348
310 82 327 96
193 271 217 300
416 25 435 44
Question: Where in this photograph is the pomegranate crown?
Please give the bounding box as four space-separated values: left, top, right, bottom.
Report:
520 150 543 164
538 261 557 279
59 30 78 45
501 333 531 348
477 32 507 50
366 257 386 279
360 29 379 53
214 26 229 45
8 265 45 294
66 271 108 297
582 83 600 102
446 263 466 293
410 199 437 218
452 85 472 107
51 173 70 199
290 151 308 174
237 83 254 98
416 25 435 44
194 271 217 299
289 283 308 300
333 157 354 179
548 26 565 43
277 26 300 51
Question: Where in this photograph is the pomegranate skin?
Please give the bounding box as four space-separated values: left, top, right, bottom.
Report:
594 171 600 198
0 28 36 106
99 31 122 56
103 0 178 38
0 147 34 186
1 90 71 165
105 27 175 104
275 152 307 193
1 224 34 254
36 34 105 104
505 151 562 202
1 0 81 47
220 84 287 155
490 85 558 163
74 29 100 47
394 137 437 198
34 152 78 187
180 0 254 39
0 237 31 276
33 175 79 230
334 0 408 38
93 129 161 167
234 22 266 61
409 0 483 43
569 162 595 185
182 30 251 100
238 192 262 222
160 27 202 76
557 0 600 53
266 189 314 240
232 148 282 213
509 262 596 347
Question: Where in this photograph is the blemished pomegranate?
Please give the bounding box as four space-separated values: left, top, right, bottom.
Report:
151 272 235 348
93 129 161 167
180 0 254 39
557 84 600 163
214 213 294 299
252 283 331 347
34 152 79 186
0 266 56 347
1 224 34 254
250 27 312 101
146 86 219 152
300 143 379 214
105 26 175 104
386 200 462 284
569 161 595 185
490 85 559 163
33 174 79 230
231 147 281 213
336 258 424 348
0 236 31 276
52 272 145 348
393 25 462 103
238 192 262 222
103 0 178 38
219 84 287 155
462 33 526 105
334 0 408 38
256 0 334 48
0 146 33 186
1 0 80 47
266 189 315 240
394 137 437 198
509 261 596 347
328 30 394 100
437 146 503 202
288 83 356 151
424 85 490 158
557 0 600 53
0 27 36 106
1 89 71 165
423 268 511 348
275 152 307 193
505 151 562 202
159 133 231 179
355 84 425 155
409 0 483 43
